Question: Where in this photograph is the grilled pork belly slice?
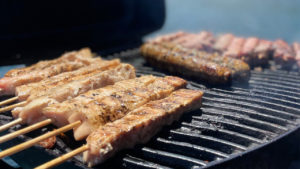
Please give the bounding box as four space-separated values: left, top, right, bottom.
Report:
12 64 136 125
15 59 120 101
4 48 93 78
84 89 203 166
43 76 187 140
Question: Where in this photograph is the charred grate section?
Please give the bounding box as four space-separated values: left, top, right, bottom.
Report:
0 48 300 169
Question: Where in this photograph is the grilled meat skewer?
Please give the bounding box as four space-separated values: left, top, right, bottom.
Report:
4 48 92 78
43 76 187 140
12 64 136 124
15 59 120 101
0 50 97 96
84 89 203 166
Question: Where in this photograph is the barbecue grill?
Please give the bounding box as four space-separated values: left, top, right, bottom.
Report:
1 1 300 169
0 48 300 169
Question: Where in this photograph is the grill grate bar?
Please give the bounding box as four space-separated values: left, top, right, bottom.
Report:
201 107 288 133
249 80 300 93
170 129 248 151
239 88 300 104
181 122 264 144
250 77 300 88
154 137 229 160
203 98 297 126
227 87 300 108
253 70 300 79
204 93 300 121
206 90 300 118
251 73 300 84
249 84 300 98
123 155 172 169
139 147 207 168
191 115 275 138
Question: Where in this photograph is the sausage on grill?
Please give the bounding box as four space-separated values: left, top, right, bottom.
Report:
156 42 250 80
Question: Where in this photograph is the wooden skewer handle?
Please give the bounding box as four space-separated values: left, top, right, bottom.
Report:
0 101 26 113
0 121 81 159
35 145 89 169
0 119 52 144
0 118 23 133
0 97 18 107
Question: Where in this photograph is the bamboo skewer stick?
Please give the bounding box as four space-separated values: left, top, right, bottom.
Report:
0 97 18 107
0 120 81 159
0 101 26 113
0 119 52 144
0 118 23 132
35 145 89 169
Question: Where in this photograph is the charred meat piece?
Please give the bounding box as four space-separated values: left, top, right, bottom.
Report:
272 39 295 69
15 59 120 101
4 48 93 78
213 33 234 52
43 76 187 140
293 42 300 67
84 89 203 166
141 43 232 84
157 42 250 80
12 64 136 125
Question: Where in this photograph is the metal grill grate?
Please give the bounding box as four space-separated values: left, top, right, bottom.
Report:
1 48 300 169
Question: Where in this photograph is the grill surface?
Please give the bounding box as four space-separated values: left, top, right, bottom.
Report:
1 49 300 169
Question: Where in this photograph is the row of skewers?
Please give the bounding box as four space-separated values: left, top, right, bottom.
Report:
149 31 300 69
0 48 203 168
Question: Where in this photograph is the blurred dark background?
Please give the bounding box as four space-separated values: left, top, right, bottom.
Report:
0 0 165 65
